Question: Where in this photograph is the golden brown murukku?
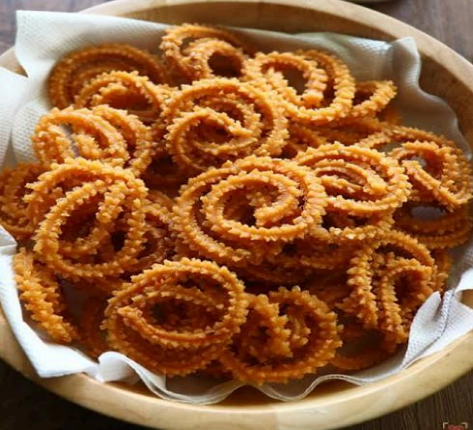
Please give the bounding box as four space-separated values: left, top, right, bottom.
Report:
104 258 248 375
220 288 341 384
341 231 437 349
391 141 472 210
0 163 43 240
74 71 172 126
49 44 168 108
32 107 128 168
163 78 288 174
394 203 472 250
347 80 397 119
295 144 410 241
173 156 327 266
30 159 148 282
161 24 251 81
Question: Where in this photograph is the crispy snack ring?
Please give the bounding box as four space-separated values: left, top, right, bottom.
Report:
243 51 328 108
173 156 327 266
32 107 129 168
357 124 459 150
14 248 80 343
0 163 43 240
342 231 437 337
220 288 341 384
49 44 167 108
295 144 410 241
289 50 356 125
394 203 472 250
74 71 172 125
163 78 288 174
296 144 410 216
104 258 248 375
30 159 148 282
391 141 472 210
160 24 251 81
347 80 397 119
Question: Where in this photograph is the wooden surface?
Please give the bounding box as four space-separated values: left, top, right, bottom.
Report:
0 1 473 429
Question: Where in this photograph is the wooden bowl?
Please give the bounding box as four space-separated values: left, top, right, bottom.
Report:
1 1 473 429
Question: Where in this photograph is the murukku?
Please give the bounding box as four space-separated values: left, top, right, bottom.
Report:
30 159 148 282
160 24 252 81
74 71 172 126
163 78 288 174
273 49 356 125
347 80 397 119
341 231 437 345
14 248 80 344
391 141 472 210
220 288 341 384
49 44 168 108
32 107 128 168
295 143 410 241
243 51 328 108
0 163 43 240
104 258 248 375
173 156 327 266
394 203 472 250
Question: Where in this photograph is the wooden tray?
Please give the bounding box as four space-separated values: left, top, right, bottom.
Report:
1 1 473 429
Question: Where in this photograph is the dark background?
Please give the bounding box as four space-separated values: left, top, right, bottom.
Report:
0 0 472 429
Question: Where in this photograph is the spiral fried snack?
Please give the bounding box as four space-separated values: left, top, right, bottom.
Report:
347 80 397 119
342 231 437 348
220 288 341 384
104 258 248 375
161 24 251 81
295 143 411 241
49 44 168 108
245 49 355 125
0 163 43 240
74 71 172 125
173 156 327 266
14 248 80 343
391 141 472 210
243 51 328 108
29 159 148 282
32 107 128 168
394 203 472 250
163 78 288 174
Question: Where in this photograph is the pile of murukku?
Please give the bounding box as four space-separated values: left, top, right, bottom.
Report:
2 23 473 386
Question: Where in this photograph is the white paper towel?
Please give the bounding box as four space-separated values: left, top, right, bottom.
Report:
0 10 472 405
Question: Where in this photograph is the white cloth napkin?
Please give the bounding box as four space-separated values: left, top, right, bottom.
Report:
0 10 472 405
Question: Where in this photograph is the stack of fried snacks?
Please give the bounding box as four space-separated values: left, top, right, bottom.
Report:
2 23 472 385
